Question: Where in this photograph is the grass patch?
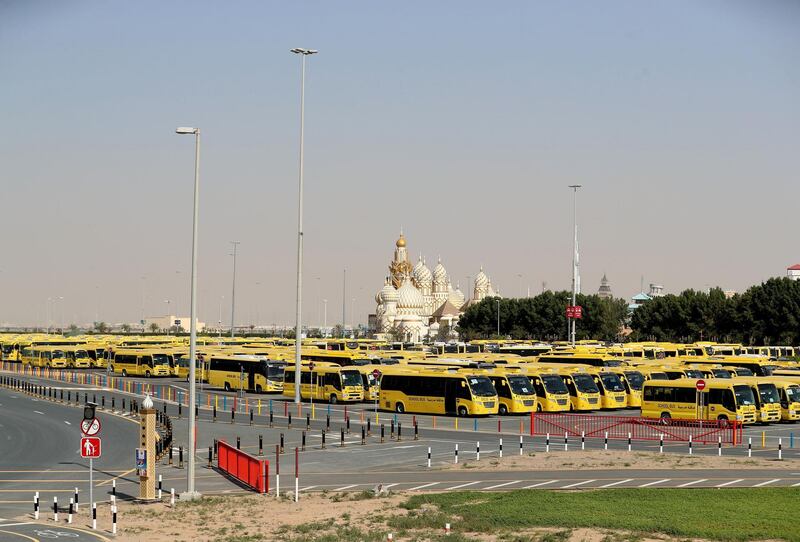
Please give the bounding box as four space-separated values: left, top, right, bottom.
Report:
400 488 800 541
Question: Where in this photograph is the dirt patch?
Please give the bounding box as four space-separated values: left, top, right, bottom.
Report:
15 494 741 541
446 449 799 471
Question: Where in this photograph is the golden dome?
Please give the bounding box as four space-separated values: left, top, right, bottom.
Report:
396 234 406 248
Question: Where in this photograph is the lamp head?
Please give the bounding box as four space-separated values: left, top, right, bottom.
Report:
290 48 318 55
176 127 198 135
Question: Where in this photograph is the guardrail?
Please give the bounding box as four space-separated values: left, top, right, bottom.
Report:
530 413 742 445
217 439 269 494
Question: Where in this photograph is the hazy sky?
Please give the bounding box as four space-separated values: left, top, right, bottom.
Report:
1 1 798 328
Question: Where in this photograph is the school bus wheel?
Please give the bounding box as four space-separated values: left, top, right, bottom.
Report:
395 402 405 413
329 394 338 404
121 369 128 377
224 382 231 392
145 370 151 378
457 405 468 417
499 404 508 415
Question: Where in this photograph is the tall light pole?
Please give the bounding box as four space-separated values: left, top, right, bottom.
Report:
291 47 317 403
229 241 240 338
218 295 224 339
341 269 346 336
568 185 582 347
176 125 201 499
322 299 327 332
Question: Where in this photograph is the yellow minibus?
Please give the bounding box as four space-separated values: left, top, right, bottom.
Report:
378 367 498 416
282 362 364 403
109 348 172 377
641 378 757 424
486 367 537 415
734 377 781 423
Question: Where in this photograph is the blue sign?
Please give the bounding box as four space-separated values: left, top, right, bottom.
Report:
174 319 182 326
136 448 147 475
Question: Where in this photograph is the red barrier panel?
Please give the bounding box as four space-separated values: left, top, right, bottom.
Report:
217 439 269 493
531 413 741 445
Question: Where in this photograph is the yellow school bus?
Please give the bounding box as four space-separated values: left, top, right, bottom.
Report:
206 355 286 393
109 348 172 377
641 378 757 424
734 377 782 423
765 377 800 422
585 368 629 409
521 367 571 412
21 345 69 368
62 345 93 369
486 367 537 415
282 362 364 403
548 366 601 411
378 366 498 416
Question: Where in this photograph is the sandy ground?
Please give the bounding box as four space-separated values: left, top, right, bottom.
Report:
16 492 779 542
445 449 799 471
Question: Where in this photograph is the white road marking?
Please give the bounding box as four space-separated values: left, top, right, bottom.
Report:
484 480 520 490
409 482 439 491
333 484 358 491
383 484 398 490
63 421 71 425
523 480 558 489
677 479 708 488
560 479 596 489
599 479 633 488
715 479 744 488
753 479 780 487
446 481 481 490
33 411 44 415
0 522 31 527
392 445 419 450
299 486 317 491
638 479 670 488
790 481 800 487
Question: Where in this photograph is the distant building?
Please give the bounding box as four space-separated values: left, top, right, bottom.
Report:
597 273 612 299
648 283 664 297
723 290 737 299
144 315 205 333
628 292 652 312
787 264 800 281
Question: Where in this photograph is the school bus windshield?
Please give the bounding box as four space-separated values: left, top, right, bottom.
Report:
684 369 704 379
786 386 800 402
341 370 362 387
468 376 496 397
507 375 534 395
266 364 285 379
758 384 780 404
74 351 89 359
541 374 569 394
600 373 625 392
624 371 644 390
152 354 170 366
573 374 597 393
734 385 756 406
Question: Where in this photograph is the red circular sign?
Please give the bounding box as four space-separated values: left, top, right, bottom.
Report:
372 369 381 379
695 379 706 391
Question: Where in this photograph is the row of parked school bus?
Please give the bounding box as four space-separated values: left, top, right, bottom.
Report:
3 334 799 424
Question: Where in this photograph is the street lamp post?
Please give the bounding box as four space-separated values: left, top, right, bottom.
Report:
218 296 224 339
291 47 317 404
164 300 171 335
229 241 240 338
176 126 201 499
568 185 582 347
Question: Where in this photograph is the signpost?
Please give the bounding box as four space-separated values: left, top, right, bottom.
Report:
565 305 583 319
80 403 99 509
695 379 706 420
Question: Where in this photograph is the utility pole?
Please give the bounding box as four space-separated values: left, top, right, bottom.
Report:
229 241 240 338
568 185 582 347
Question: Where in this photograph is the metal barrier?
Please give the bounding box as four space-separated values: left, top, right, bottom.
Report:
530 413 741 445
217 439 269 493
